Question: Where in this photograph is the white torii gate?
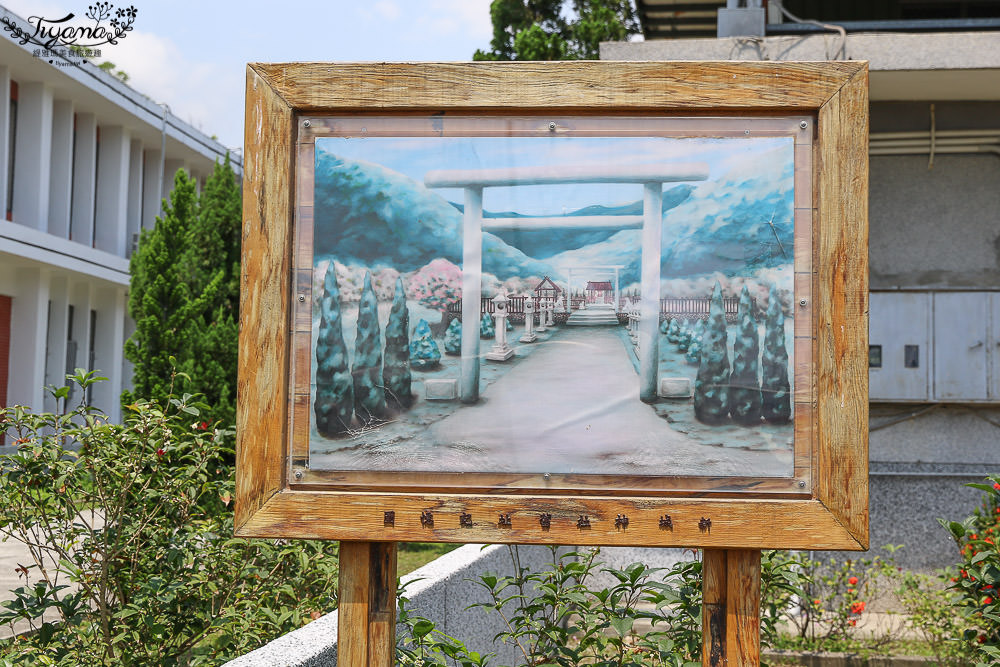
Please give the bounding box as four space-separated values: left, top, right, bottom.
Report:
566 265 624 311
425 163 709 404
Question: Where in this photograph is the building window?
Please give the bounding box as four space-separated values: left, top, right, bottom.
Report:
6 80 17 221
87 309 96 405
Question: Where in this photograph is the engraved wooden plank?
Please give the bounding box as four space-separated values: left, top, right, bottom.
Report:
236 66 294 531
242 492 862 549
815 66 870 549
252 62 865 113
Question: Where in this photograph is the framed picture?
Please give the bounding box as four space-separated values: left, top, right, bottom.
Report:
237 61 869 550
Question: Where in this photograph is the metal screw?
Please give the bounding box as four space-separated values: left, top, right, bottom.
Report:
298 294 305 302
798 480 806 488
303 119 311 128
548 122 556 131
543 472 551 480
799 299 808 307
799 120 808 129
294 470 303 480
744 129 750 135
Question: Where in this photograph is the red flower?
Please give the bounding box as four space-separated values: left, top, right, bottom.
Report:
813 598 822 606
197 421 209 430
848 576 858 585
156 448 165 457
993 482 1000 491
849 619 857 627
972 534 979 540
850 601 866 614
985 596 994 605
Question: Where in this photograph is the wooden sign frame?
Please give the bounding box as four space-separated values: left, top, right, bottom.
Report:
236 61 869 552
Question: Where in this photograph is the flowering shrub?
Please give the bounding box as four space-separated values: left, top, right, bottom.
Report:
0 371 339 665
407 259 462 318
942 475 1000 665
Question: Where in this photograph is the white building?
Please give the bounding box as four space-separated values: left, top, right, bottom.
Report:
0 5 239 432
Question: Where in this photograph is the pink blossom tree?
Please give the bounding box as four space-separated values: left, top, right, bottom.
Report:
406 258 462 333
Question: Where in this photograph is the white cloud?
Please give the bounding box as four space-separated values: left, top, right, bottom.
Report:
105 28 242 149
374 0 401 21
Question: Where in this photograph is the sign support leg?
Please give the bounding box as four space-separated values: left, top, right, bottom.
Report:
702 548 761 667
338 541 398 667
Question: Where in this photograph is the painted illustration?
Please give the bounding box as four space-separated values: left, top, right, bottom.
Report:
307 129 797 479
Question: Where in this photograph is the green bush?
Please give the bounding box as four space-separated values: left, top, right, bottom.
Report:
0 372 339 666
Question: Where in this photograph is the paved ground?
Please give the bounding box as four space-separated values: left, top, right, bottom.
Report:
430 325 755 476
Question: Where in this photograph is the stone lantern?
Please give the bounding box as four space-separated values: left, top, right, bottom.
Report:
486 292 514 361
520 293 537 343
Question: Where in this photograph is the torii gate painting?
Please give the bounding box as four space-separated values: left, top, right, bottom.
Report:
307 124 799 479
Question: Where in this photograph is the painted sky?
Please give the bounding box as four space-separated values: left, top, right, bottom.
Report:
317 135 793 216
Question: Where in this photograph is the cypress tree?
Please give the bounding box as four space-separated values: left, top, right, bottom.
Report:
124 169 205 407
444 318 462 356
761 285 792 424
382 277 412 411
694 282 731 425
409 319 442 369
315 264 354 435
730 285 762 425
352 273 385 423
185 157 241 424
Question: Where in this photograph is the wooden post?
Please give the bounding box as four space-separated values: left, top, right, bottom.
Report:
338 541 398 667
702 549 761 667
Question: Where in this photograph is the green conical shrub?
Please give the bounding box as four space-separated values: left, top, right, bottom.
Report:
314 264 354 435
761 285 791 424
382 277 412 411
730 285 762 426
685 320 704 365
694 283 731 425
352 273 385 423
444 318 462 356
409 319 441 369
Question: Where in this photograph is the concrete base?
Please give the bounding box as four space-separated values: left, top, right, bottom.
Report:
659 377 692 398
519 332 537 343
485 345 514 361
424 378 458 400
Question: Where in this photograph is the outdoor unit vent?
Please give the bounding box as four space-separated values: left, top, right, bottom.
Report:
869 291 1000 402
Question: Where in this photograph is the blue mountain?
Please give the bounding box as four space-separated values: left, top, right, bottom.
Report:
313 153 553 279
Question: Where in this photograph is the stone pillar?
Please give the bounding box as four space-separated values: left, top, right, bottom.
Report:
126 138 143 255
48 99 74 238
0 66 9 218
95 125 130 256
459 186 483 402
639 182 663 403
8 267 49 409
545 298 555 327
43 275 69 413
13 82 53 229
536 296 547 333
70 112 97 245
90 286 125 422
613 268 620 313
141 149 163 229
520 293 537 343
486 292 514 361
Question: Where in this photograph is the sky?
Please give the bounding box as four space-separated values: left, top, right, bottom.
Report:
4 0 495 152
317 135 794 215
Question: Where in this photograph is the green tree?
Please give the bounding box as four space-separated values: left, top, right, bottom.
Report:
186 157 241 425
730 285 762 426
694 282 731 425
762 285 791 424
315 264 354 436
473 0 639 61
123 160 242 426
123 169 209 408
383 277 413 411
353 273 386 423
480 311 495 339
